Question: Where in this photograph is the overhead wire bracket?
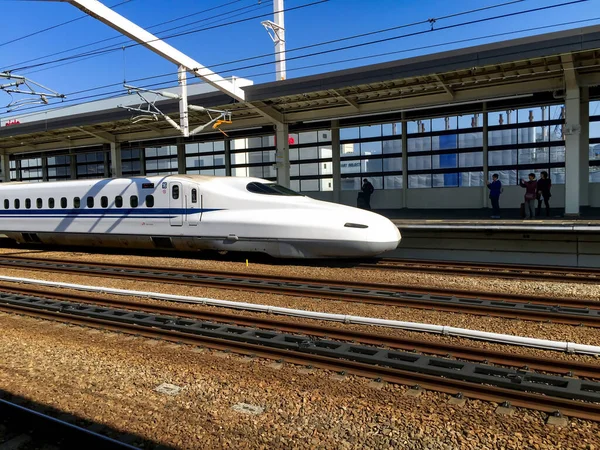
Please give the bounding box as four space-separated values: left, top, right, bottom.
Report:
0 71 66 112
118 84 232 137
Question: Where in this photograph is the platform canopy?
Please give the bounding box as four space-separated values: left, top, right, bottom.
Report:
1 24 600 154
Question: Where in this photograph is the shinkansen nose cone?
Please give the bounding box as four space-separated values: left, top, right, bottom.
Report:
364 213 401 255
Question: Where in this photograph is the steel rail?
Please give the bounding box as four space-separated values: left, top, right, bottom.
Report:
1 283 599 379
1 298 600 422
360 258 600 284
0 397 139 449
0 256 599 327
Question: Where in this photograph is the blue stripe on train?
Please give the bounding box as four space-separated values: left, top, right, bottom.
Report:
0 208 222 216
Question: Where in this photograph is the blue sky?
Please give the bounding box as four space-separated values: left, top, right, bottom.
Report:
0 0 598 118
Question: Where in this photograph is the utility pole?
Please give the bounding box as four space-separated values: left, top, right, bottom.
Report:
262 0 287 81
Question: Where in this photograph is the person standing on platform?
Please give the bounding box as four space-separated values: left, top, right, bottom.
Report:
519 173 538 219
536 171 552 217
361 178 375 210
487 173 502 219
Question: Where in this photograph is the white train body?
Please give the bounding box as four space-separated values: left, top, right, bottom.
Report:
0 175 401 258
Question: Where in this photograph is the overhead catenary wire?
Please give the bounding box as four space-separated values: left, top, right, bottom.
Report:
1 3 596 121
2 0 265 72
5 0 326 73
0 0 134 49
3 14 599 122
12 0 522 76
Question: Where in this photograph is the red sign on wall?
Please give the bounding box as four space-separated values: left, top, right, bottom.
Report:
3 120 20 127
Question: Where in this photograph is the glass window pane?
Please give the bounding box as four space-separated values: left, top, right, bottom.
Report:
341 160 360 174
341 177 361 191
590 166 600 183
550 168 565 184
299 131 318 144
488 129 517 146
382 139 401 154
383 157 402 172
433 173 459 187
299 147 318 160
550 146 565 163
340 143 359 157
340 127 359 140
130 195 138 207
300 163 319 176
408 155 432 171
36 198 42 209
318 130 331 142
115 196 123 208
360 125 381 138
361 141 382 155
518 148 549 165
408 174 431 188
101 196 108 208
458 132 483 148
363 158 382 173
74 197 80 208
407 137 431 152
459 152 483 167
460 171 484 187
300 179 319 191
146 195 154 207
384 175 403 189
48 198 55 209
432 153 457 170
87 196 94 208
489 149 517 166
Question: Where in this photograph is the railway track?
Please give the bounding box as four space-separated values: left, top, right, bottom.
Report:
1 287 600 421
362 258 600 284
0 255 599 327
0 393 141 449
2 282 599 379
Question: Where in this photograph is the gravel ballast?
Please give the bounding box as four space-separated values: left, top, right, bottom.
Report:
1 312 599 449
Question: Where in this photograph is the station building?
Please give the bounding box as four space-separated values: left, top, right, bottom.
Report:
1 24 600 265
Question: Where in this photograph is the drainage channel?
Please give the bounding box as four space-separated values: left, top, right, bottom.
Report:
0 257 599 327
1 291 600 408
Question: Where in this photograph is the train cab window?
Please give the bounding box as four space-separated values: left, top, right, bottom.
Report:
25 199 31 209
74 197 81 208
172 185 179 200
49 198 55 209
130 195 138 208
3 199 8 209
191 188 198 204
36 198 43 209
145 195 154 207
61 197 67 208
115 196 123 208
87 196 94 208
101 196 108 208
14 199 20 209
246 182 303 196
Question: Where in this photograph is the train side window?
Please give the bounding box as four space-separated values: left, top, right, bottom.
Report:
36 198 43 209
101 196 108 208
74 197 81 208
49 198 55 209
172 185 179 200
145 195 154 207
191 188 197 203
3 199 8 209
115 196 123 208
14 199 20 209
87 196 94 208
130 195 138 208
25 199 31 209
61 197 67 208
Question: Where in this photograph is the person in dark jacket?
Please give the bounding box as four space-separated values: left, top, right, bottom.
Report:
519 173 538 219
361 178 375 210
487 173 502 219
536 171 552 217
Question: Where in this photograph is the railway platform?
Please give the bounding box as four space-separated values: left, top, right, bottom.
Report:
380 209 600 268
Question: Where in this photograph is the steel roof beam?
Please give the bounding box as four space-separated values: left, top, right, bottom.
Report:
55 0 246 102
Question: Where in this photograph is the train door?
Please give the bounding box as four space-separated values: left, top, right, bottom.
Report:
186 186 200 226
169 181 183 226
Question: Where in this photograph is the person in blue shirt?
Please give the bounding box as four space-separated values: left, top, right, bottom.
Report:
487 173 502 219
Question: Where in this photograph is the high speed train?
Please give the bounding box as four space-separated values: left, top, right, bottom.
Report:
0 175 401 258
